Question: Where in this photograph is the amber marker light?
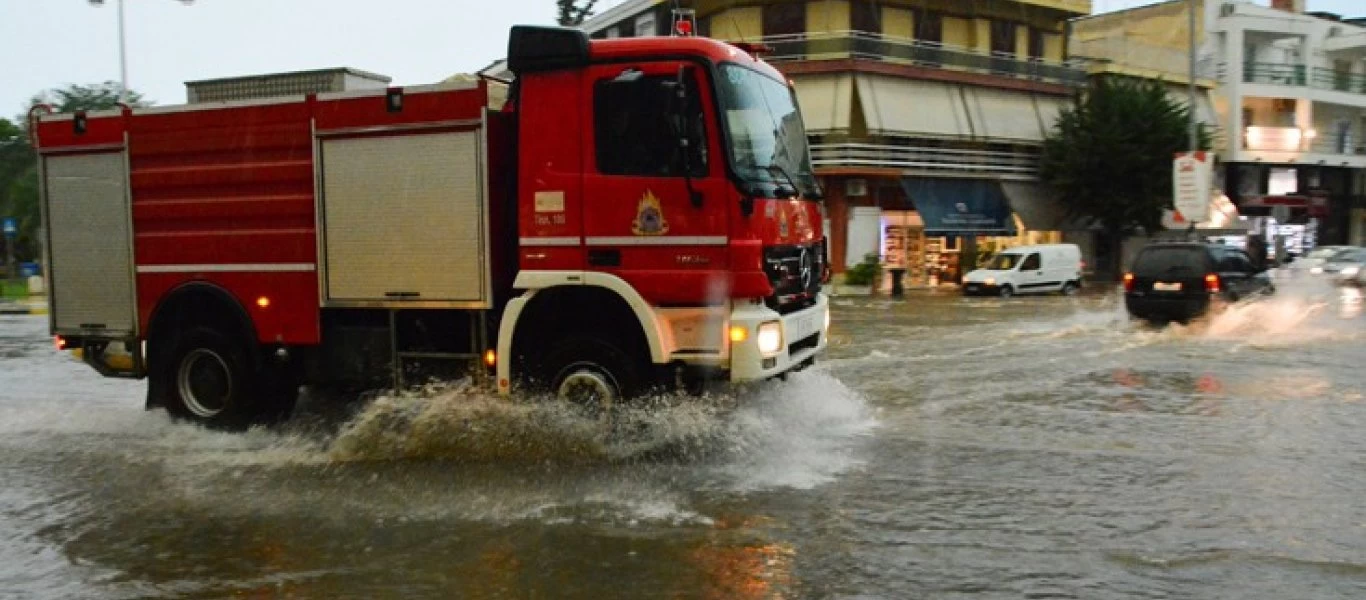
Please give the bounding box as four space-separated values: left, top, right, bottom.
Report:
483 349 497 368
729 325 749 343
256 296 271 309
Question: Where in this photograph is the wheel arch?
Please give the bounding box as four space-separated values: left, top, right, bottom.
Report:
496 272 666 393
146 281 258 355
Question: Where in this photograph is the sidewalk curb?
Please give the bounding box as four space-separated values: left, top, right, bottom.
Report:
0 301 48 316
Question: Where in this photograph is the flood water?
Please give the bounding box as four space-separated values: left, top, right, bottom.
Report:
2 280 1365 599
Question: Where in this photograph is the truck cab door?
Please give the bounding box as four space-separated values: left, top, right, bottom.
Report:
580 61 729 305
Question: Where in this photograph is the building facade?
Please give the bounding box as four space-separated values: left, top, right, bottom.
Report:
581 0 1092 287
1208 0 1366 249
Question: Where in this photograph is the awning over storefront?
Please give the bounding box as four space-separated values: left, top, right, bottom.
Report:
1035 95 1071 137
856 75 970 138
1000 181 1071 231
963 87 1048 142
792 74 854 133
901 177 1017 234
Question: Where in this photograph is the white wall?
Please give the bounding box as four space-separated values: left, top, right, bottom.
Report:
847 207 882 268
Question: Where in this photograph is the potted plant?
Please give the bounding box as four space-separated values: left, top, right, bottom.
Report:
835 253 880 296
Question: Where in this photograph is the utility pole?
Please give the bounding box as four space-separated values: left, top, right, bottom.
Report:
1188 0 1199 152
89 0 196 105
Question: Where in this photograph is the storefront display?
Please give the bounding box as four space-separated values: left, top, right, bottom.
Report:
878 209 1064 290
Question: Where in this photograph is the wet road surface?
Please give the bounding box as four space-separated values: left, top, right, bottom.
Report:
2 280 1364 599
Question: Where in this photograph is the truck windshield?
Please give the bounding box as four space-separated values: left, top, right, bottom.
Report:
715 63 821 199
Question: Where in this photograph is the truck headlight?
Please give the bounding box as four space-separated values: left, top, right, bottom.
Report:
1343 266 1360 277
824 306 831 331
984 277 996 286
757 321 783 355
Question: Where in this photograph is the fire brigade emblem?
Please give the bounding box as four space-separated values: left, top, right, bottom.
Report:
632 190 669 235
778 209 790 237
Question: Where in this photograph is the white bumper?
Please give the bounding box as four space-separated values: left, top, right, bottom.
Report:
728 293 829 382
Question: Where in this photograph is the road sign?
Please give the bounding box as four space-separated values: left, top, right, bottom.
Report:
1172 152 1213 224
2 217 15 239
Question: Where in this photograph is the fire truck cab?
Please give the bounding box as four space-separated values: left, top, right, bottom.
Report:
34 26 829 429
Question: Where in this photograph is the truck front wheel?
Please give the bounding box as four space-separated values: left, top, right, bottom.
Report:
541 335 645 420
156 327 266 430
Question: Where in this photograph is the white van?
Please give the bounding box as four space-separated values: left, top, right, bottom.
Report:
962 244 1083 298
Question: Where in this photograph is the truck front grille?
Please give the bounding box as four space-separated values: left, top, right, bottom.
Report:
763 241 823 314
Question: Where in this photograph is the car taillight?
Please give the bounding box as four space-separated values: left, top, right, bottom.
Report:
1122 272 1135 292
1205 273 1220 293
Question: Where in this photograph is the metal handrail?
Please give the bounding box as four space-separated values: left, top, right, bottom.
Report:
810 142 1041 177
1243 61 1366 94
1243 61 1306 86
755 31 1088 87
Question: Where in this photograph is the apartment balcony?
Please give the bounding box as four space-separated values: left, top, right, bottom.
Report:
811 142 1041 179
759 32 1088 88
1240 126 1366 167
1241 62 1366 95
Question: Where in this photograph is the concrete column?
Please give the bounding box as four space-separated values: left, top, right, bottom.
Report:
826 176 849 273
1226 25 1245 159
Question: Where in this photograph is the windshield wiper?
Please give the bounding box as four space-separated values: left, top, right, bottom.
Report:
759 164 800 199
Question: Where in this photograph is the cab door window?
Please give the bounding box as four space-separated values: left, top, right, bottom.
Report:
593 73 707 177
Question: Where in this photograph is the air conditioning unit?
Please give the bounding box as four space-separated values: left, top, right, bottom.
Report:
845 178 868 197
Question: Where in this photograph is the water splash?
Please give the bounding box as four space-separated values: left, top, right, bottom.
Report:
324 371 877 484
327 381 727 464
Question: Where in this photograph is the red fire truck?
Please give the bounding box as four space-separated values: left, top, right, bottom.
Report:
33 26 829 429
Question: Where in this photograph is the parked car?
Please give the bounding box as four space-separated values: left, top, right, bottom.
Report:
962 244 1083 298
1319 247 1366 281
1287 245 1357 277
1123 242 1274 324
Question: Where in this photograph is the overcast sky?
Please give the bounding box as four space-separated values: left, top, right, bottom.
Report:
1 0 1361 118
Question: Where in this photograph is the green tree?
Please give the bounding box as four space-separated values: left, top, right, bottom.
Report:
1040 76 1211 279
0 83 150 265
556 0 598 26
28 81 148 114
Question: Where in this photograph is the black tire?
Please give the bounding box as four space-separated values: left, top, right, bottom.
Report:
1061 281 1079 296
155 327 272 430
998 285 1014 299
539 335 646 419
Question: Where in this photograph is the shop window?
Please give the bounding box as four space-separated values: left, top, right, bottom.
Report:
850 0 881 35
594 74 707 177
763 2 806 37
990 20 1017 55
1021 253 1041 271
1268 168 1298 195
914 9 942 44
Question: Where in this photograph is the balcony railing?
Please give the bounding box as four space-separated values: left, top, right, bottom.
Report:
1242 62 1366 94
757 32 1088 87
1242 126 1366 157
810 142 1041 178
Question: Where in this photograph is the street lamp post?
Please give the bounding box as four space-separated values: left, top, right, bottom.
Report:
88 0 195 104
1188 0 1199 152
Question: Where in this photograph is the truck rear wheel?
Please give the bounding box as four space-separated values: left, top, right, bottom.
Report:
541 335 645 420
157 327 273 430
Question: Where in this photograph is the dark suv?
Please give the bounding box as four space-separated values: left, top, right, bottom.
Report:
1124 243 1274 323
